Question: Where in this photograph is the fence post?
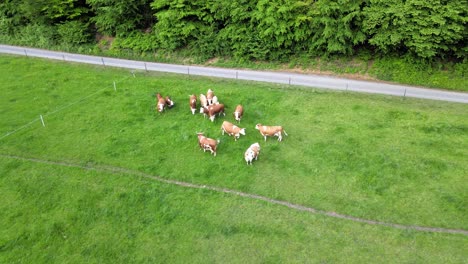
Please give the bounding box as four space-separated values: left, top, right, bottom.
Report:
101 58 105 66
40 115 45 127
24 50 28 57
404 88 407 97
144 62 148 72
289 77 291 85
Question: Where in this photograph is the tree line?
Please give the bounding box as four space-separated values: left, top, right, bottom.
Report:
0 0 466 61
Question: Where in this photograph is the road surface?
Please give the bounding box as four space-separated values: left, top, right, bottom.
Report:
1 44 467 103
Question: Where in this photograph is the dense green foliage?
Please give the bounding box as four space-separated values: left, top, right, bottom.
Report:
1 55 468 262
87 0 153 36
0 0 466 60
363 0 467 58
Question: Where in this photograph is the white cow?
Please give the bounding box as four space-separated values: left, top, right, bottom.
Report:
244 142 260 165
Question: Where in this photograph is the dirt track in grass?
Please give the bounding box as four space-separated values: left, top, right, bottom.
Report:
1 153 467 236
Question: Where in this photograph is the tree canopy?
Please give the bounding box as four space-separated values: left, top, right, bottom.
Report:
0 0 466 60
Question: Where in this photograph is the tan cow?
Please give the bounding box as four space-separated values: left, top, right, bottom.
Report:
244 142 260 165
233 105 243 123
255 124 288 141
212 95 219 105
221 121 246 141
197 133 219 156
189 94 197 114
206 89 214 105
208 104 225 122
199 94 208 108
156 93 166 112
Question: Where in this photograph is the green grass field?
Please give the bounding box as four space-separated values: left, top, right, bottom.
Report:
1 55 467 263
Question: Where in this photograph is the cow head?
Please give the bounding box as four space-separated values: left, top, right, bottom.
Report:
239 128 246 135
251 142 260 150
196 132 205 141
165 96 174 108
255 124 262 130
190 95 197 104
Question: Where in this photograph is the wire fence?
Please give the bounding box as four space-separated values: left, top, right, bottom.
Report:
0 73 133 141
1 46 467 142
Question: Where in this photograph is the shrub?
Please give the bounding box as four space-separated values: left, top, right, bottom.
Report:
17 23 57 48
57 21 91 46
0 13 13 36
369 56 468 91
111 31 160 53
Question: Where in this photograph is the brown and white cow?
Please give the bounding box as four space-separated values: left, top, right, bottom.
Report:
255 124 288 141
206 89 215 105
165 96 174 108
208 104 225 122
221 121 245 141
156 93 166 112
233 104 243 123
189 94 197 114
197 133 219 156
200 106 209 118
244 142 260 165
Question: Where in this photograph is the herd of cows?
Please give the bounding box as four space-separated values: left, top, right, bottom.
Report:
156 89 287 165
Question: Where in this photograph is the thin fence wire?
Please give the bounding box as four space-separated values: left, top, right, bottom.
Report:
43 86 110 118
1 74 132 141
0 117 41 140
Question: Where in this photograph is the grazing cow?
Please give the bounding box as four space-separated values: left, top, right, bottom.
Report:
212 95 219 105
200 106 209 118
221 121 246 141
199 94 208 108
233 105 243 123
244 143 261 165
189 94 197 114
208 104 225 122
197 133 219 156
206 89 214 105
156 93 166 113
165 96 174 108
255 124 288 141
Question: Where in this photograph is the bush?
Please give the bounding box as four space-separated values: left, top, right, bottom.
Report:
369 56 468 91
17 24 57 48
0 13 13 36
111 31 160 52
57 21 91 46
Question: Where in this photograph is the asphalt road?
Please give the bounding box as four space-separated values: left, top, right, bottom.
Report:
1 44 467 103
